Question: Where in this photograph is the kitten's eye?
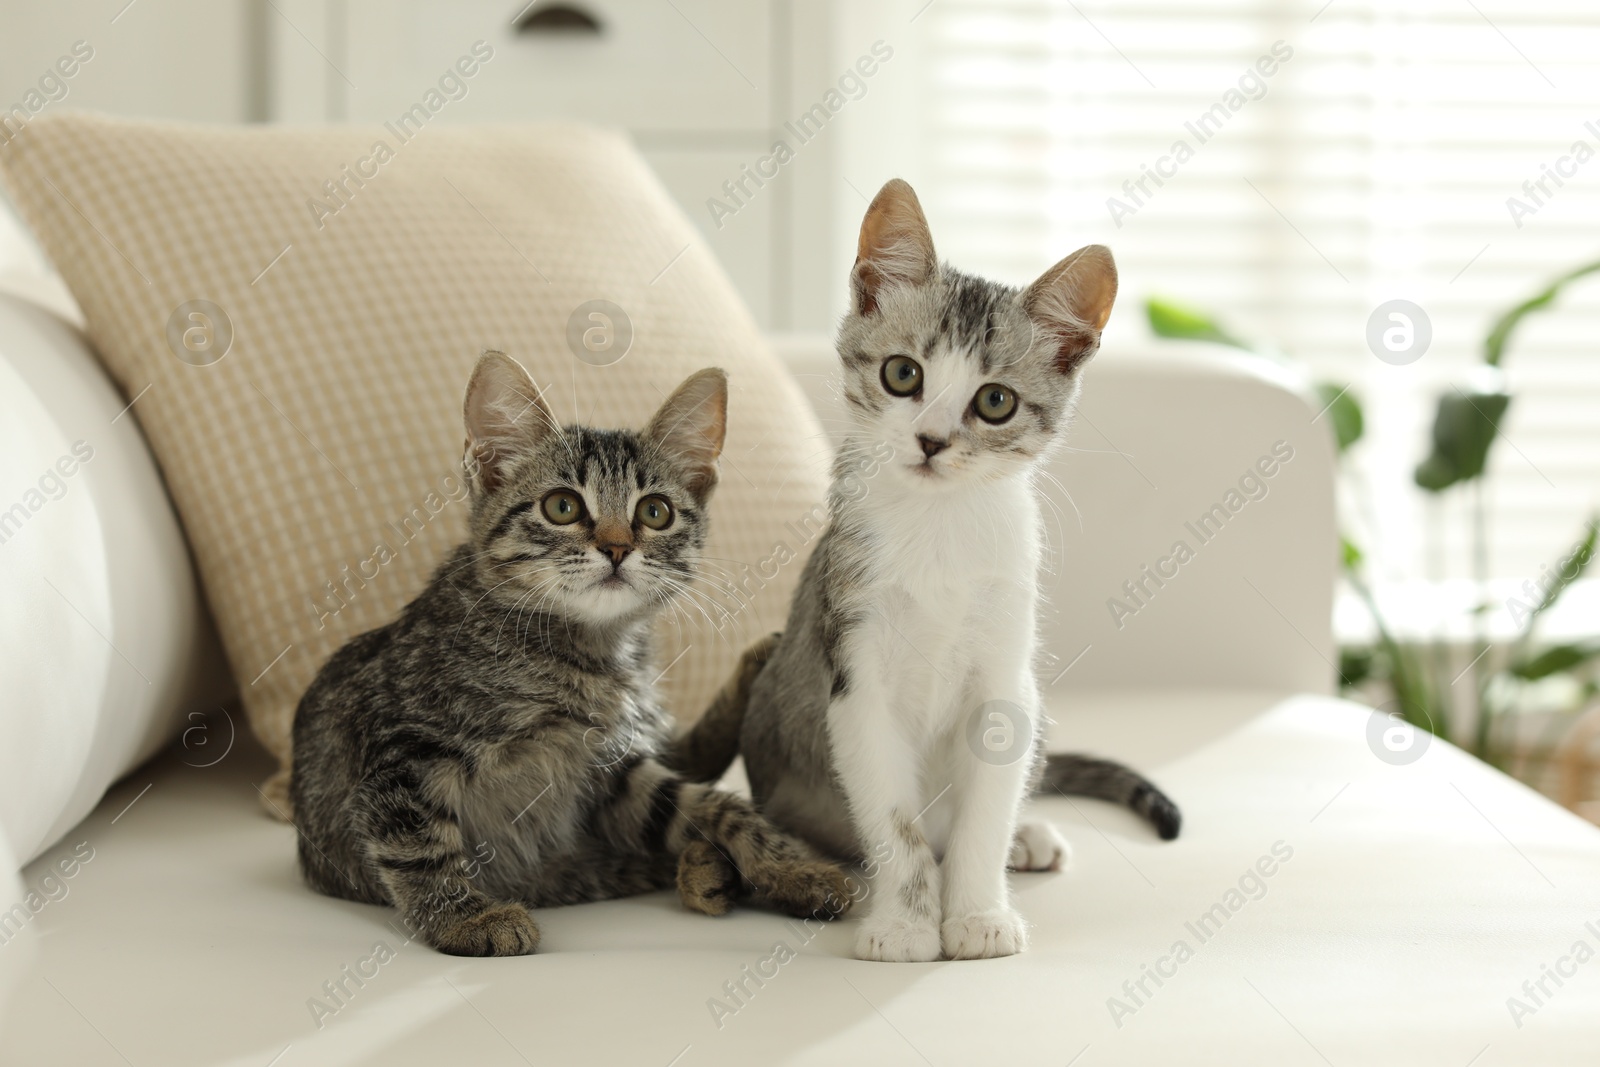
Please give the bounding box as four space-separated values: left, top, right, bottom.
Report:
541 489 585 525
635 495 675 531
974 383 1017 423
881 355 923 397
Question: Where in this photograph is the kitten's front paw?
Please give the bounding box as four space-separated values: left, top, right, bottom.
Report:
762 859 855 921
429 902 540 957
941 909 1028 960
677 840 741 917
1008 821 1071 872
856 915 941 963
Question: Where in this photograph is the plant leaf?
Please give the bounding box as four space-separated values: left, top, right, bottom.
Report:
1145 297 1250 350
1316 382 1364 451
1343 544 1443 737
1530 517 1599 620
1339 647 1374 689
1341 535 1364 571
1509 642 1600 681
1413 389 1511 492
1485 259 1600 366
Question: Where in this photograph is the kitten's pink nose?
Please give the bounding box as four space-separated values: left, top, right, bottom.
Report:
598 543 631 567
917 434 948 459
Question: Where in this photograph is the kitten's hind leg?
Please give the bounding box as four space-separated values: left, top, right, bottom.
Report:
357 778 539 957
676 840 741 916
674 781 856 921
594 758 854 921
1008 821 1070 872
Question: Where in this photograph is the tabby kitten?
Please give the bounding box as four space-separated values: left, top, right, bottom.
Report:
679 180 1180 963
291 353 849 956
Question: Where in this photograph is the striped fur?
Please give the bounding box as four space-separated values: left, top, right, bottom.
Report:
290 355 850 956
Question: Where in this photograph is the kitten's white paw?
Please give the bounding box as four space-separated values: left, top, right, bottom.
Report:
941 909 1028 960
1008 821 1070 872
856 915 942 963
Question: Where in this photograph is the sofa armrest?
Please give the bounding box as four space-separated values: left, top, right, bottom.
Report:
0 294 235 868
1042 343 1336 694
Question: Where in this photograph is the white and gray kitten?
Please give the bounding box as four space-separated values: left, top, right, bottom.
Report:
679 179 1179 962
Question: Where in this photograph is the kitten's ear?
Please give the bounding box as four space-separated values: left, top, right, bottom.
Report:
462 350 555 494
645 368 728 502
851 178 937 315
1023 244 1118 375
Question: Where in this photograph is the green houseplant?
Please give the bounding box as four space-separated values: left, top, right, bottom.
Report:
1144 270 1600 764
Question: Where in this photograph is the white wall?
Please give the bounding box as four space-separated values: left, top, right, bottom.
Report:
0 0 266 125
0 0 900 332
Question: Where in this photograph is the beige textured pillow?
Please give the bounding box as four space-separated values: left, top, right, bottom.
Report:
0 113 827 803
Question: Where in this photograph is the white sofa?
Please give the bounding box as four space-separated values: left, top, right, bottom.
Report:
4 261 1600 1065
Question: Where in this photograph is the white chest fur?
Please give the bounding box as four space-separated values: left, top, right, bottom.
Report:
847 473 1042 731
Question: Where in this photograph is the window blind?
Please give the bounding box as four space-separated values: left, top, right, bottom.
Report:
916 0 1600 590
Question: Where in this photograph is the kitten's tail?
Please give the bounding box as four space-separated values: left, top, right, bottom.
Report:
1037 754 1182 841
664 632 781 783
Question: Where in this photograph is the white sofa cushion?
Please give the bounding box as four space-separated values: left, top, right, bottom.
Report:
0 292 232 866
3 692 1596 1063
